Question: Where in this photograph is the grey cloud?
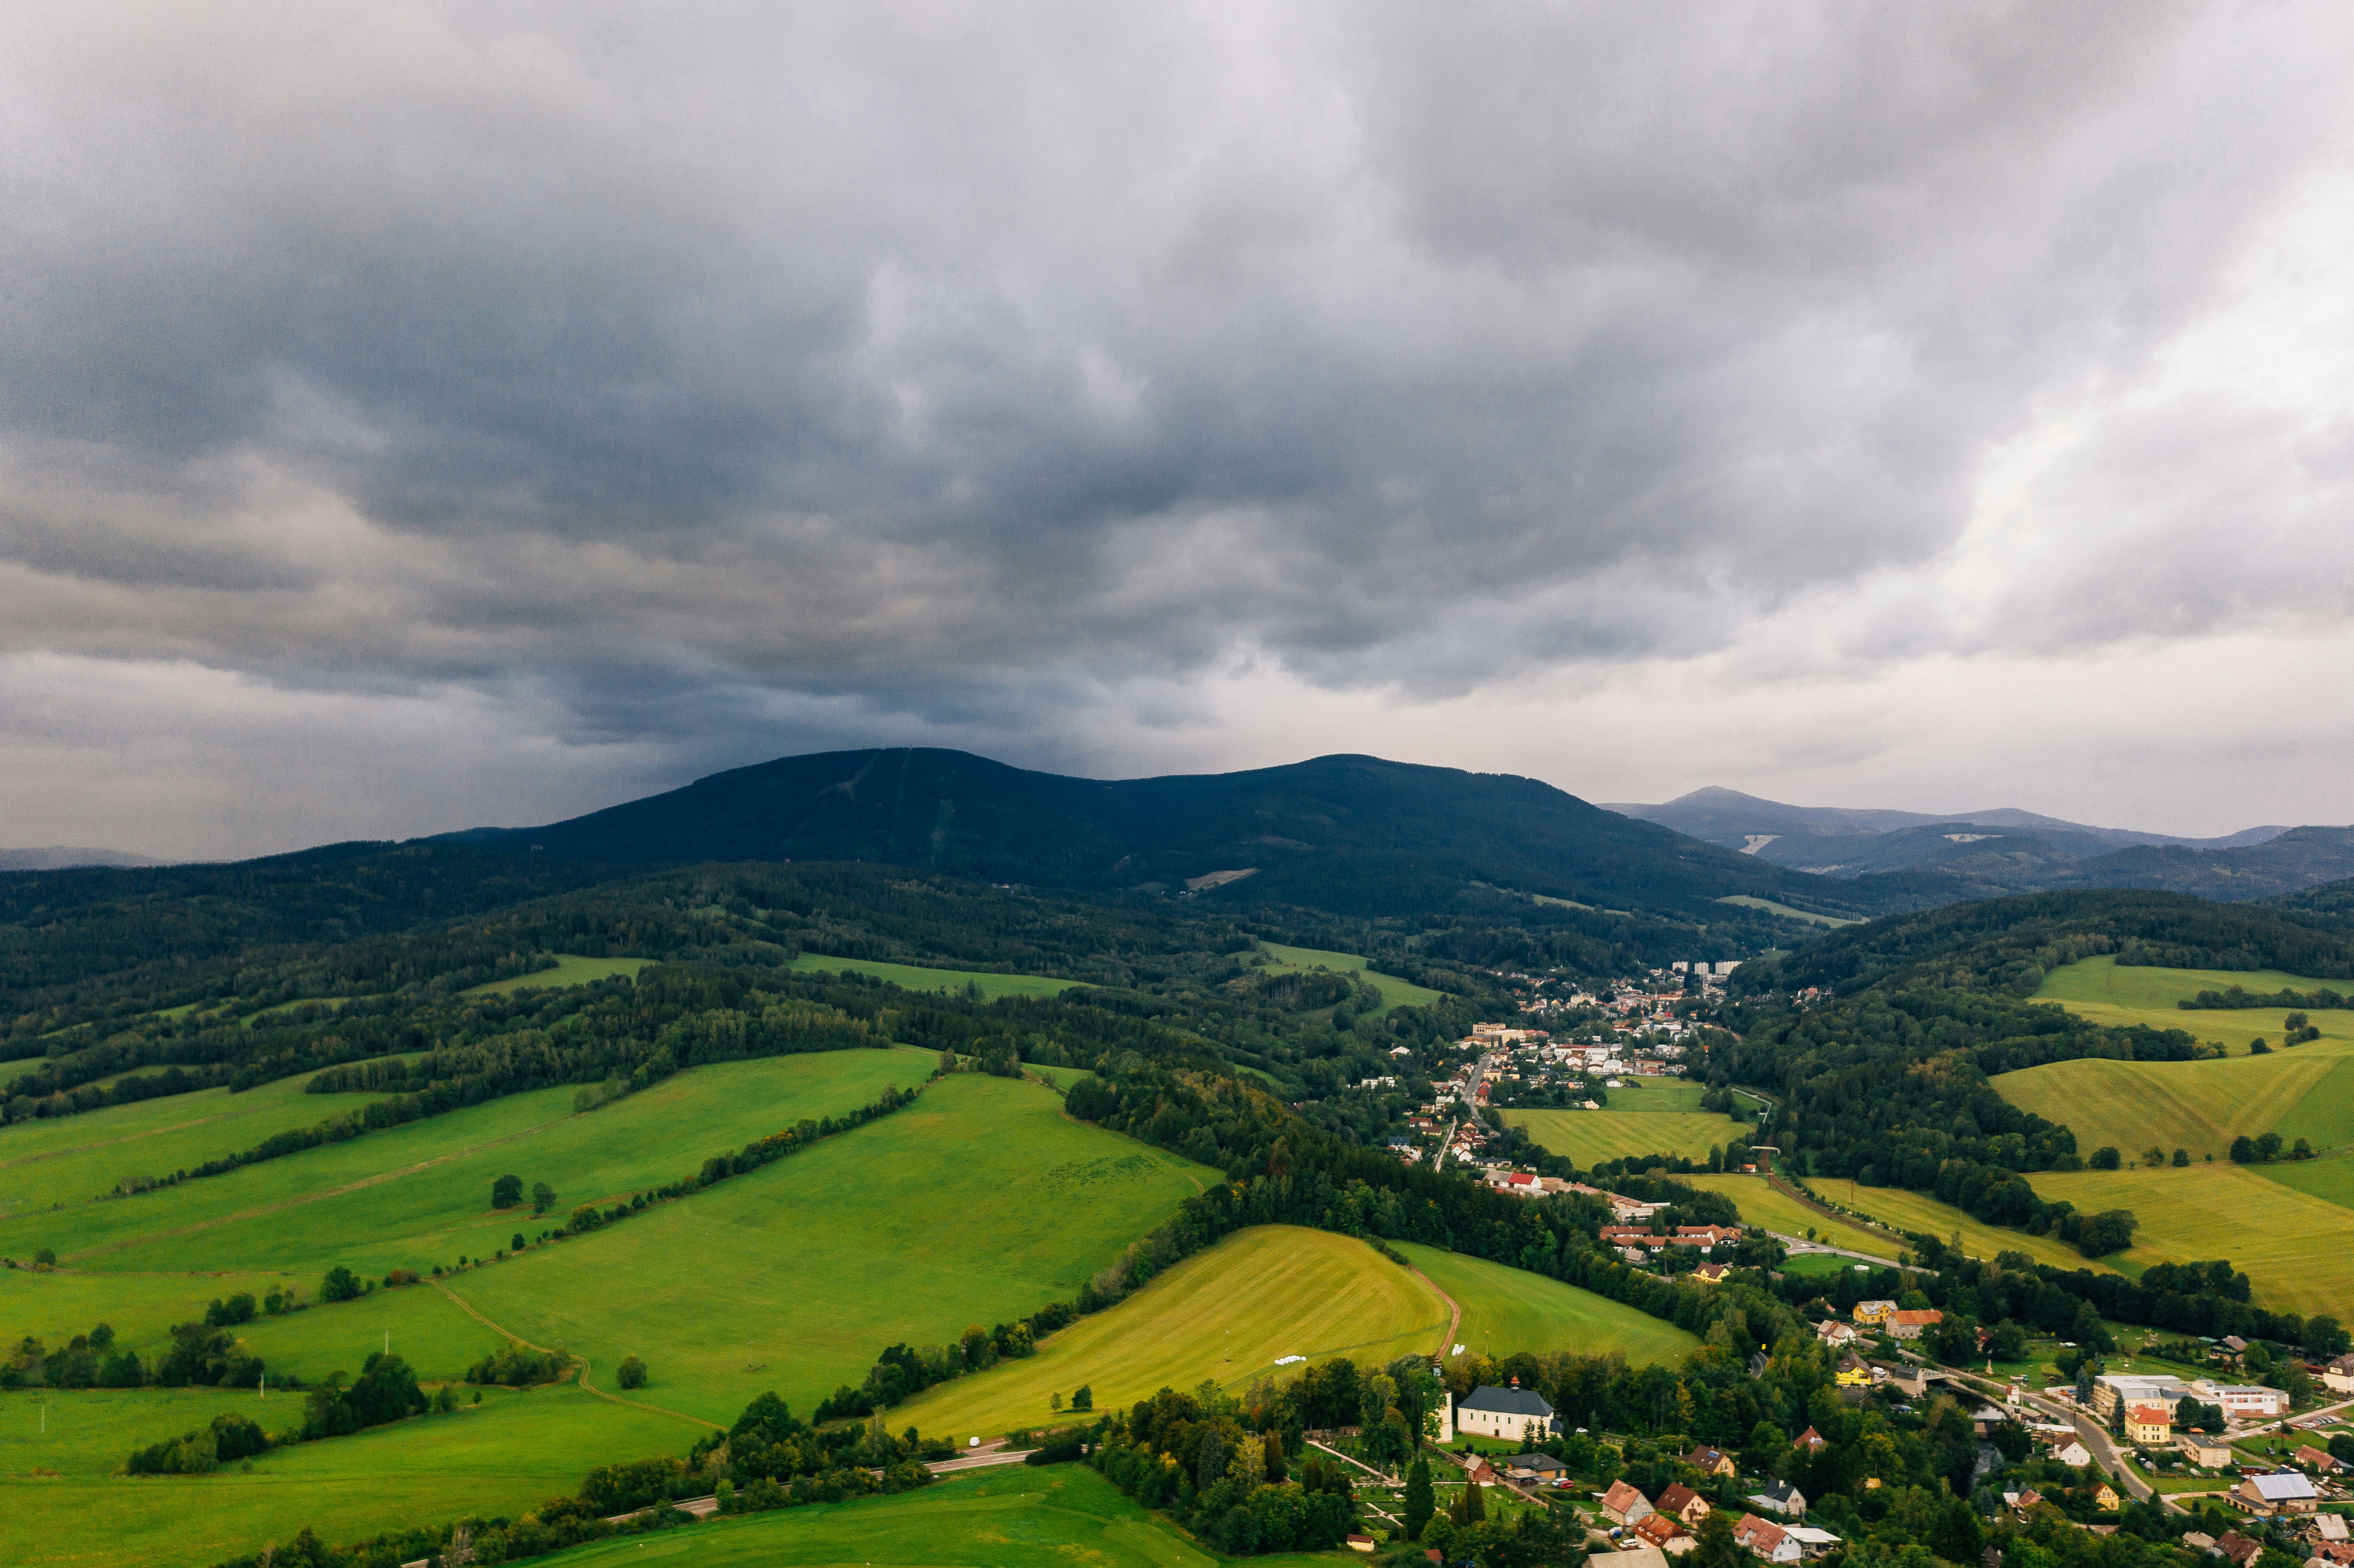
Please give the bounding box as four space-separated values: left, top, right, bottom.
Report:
2 0 2351 834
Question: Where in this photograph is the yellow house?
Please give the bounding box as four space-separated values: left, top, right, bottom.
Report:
2093 1484 2122 1512
1853 1300 1898 1326
2125 1405 2171 1447
1835 1355 1874 1388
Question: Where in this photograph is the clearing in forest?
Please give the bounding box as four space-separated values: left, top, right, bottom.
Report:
1257 943 1446 1015
784 952 1082 1000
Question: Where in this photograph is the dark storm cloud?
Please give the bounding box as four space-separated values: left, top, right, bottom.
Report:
2 0 2351 831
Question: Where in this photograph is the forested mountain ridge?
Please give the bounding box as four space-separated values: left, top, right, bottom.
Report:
457 748 1879 921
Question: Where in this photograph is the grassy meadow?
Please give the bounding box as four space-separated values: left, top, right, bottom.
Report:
1395 1242 1698 1366
0 1072 401 1221
517 1465 1258 1568
0 1381 695 1568
1794 1178 2098 1274
2030 1163 2354 1318
1674 1174 1900 1259
887 1226 1445 1442
1713 896 1860 929
1258 943 1445 1015
1503 1078 1751 1167
452 1071 1217 1426
1993 957 2354 1159
461 954 654 997
783 953 1082 1000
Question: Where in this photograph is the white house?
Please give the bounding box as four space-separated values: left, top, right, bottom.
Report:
1454 1384 1558 1444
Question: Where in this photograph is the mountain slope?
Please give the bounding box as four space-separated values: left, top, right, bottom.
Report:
468 748 1874 920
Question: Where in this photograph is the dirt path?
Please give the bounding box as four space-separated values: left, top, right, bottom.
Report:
429 1277 723 1431
60 1113 572 1263
1402 1259 1462 1361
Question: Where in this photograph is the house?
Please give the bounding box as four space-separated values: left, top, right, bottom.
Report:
1853 1300 1898 1327
1888 1309 1945 1341
2053 1440 2092 1468
1693 1262 1730 1285
2312 1516 2351 1545
2180 1437 2234 1468
2011 1489 2046 1514
1466 1457 1500 1488
2220 1335 2250 1363
1600 1480 1655 1526
2181 1533 2216 1554
2240 1472 2320 1515
1734 1513 1802 1564
1835 1355 1874 1388
1346 1534 1376 1553
1748 1481 1808 1518
2093 1483 2122 1512
1634 1513 1693 1555
2293 1445 2339 1474
1875 1363 1930 1401
1795 1426 1829 1453
1505 1453 1571 1482
1454 1383 1558 1443
1656 1484 1712 1525
2126 1404 2173 1445
1683 1445 1737 1479
2191 1379 2287 1419
2323 1353 2354 1395
2216 1531 2264 1568
1815 1321 1858 1348
1676 1225 1744 1249
1784 1528 1843 1559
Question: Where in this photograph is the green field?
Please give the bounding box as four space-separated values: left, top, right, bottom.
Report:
1503 1078 1750 1167
0 1071 400 1221
1996 958 2354 1160
1794 1178 2098 1274
1675 1174 1900 1259
2031 1164 2354 1318
1713 896 1860 929
0 1381 694 1568
2254 1143 2354 1209
891 1226 1445 1442
462 953 654 997
1259 943 1446 1015
1 1062 1221 1568
1395 1242 1697 1366
453 1071 1217 1426
522 1465 1280 1568
784 953 1083 1000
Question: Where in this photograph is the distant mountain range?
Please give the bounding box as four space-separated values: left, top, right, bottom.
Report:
451 748 1875 922
0 846 168 871
1604 787 2350 902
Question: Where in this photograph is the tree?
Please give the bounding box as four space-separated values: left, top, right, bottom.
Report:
2075 1209 2139 1258
2304 1316 2347 1357
1693 1509 1745 1568
2231 1136 2257 1164
2255 1132 2283 1162
531 1181 556 1215
2088 1146 2122 1170
492 1174 523 1209
1450 1470 1487 1524
320 1266 361 1303
1071 1385 1092 1410
511 1232 526 1253
2173 1148 2190 1167
616 1355 648 1390
2141 1145 2166 1169
1403 1456 1435 1540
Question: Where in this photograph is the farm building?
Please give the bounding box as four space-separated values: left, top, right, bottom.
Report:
1454 1383 1558 1443
2239 1472 2319 1515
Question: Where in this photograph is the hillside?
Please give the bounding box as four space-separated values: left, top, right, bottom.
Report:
464 747 1875 921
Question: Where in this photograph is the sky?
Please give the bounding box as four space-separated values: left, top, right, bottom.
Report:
3 2 2352 859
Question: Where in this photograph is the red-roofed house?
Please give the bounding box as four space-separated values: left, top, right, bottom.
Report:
1734 1514 1801 1563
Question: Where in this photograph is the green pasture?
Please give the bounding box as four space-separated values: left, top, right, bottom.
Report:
892 1226 1446 1442
1794 1179 2096 1274
0 1381 696 1568
1 1054 48 1083
2033 1163 2354 1319
454 1072 1219 1427
1713 896 1860 929
523 1465 1253 1568
2254 1143 2354 1210
1503 1081 1749 1166
1258 943 1446 1015
1675 1175 1899 1260
785 953 1081 1000
1997 958 2354 1160
0 1072 396 1221
1395 1241 1697 1366
0 1049 933 1353
461 954 654 998
1780 1252 1861 1279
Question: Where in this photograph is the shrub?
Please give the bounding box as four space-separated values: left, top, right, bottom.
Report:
492 1174 523 1208
617 1355 648 1390
320 1266 362 1303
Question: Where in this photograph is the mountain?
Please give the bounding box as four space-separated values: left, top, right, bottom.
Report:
464 748 1876 921
1605 785 2286 865
0 846 169 871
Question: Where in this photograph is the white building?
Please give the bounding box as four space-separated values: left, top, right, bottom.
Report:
1452 1384 1557 1444
2191 1380 2287 1419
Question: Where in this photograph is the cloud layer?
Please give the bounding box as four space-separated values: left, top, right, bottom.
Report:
3 2 2351 856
